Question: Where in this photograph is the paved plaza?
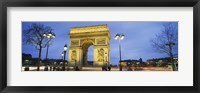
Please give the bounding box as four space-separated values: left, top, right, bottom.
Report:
22 66 172 71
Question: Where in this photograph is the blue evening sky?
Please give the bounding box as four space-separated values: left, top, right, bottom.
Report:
22 22 178 65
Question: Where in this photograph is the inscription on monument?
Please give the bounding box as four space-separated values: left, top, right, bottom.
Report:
96 38 106 45
71 40 79 46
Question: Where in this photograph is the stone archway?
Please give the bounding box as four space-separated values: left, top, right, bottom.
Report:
68 25 110 67
81 39 94 66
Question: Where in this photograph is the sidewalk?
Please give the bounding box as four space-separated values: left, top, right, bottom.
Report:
22 66 172 71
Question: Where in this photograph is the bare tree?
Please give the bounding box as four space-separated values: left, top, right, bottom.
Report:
151 23 178 71
23 23 54 71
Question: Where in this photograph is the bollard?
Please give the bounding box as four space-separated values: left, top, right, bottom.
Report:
25 67 29 71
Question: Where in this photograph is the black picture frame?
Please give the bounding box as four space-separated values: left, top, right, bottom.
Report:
0 0 199 93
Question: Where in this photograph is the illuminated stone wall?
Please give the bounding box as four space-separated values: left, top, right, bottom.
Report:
68 25 110 67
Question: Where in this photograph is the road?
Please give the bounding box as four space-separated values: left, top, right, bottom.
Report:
22 66 172 71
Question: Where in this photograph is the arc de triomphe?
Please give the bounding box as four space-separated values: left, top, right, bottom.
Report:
68 25 110 67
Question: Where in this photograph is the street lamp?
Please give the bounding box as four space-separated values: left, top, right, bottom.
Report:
63 44 68 71
43 31 56 71
61 51 64 60
114 33 125 71
105 52 108 68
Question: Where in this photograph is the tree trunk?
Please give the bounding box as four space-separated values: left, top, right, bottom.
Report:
170 53 175 71
37 47 42 71
169 46 176 71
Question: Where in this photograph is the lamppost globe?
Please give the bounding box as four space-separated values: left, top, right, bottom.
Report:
47 36 50 39
52 35 56 38
120 34 125 40
48 33 52 36
43 33 46 37
64 44 68 51
61 52 64 56
114 34 120 39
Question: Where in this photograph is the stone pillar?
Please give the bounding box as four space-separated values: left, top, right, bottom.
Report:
68 47 83 67
93 46 110 67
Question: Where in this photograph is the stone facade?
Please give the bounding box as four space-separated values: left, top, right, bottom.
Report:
68 25 110 67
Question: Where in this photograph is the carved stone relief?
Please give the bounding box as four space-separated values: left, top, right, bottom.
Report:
98 48 104 62
71 50 77 61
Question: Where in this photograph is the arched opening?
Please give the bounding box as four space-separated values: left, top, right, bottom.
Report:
81 40 94 66
87 45 94 66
